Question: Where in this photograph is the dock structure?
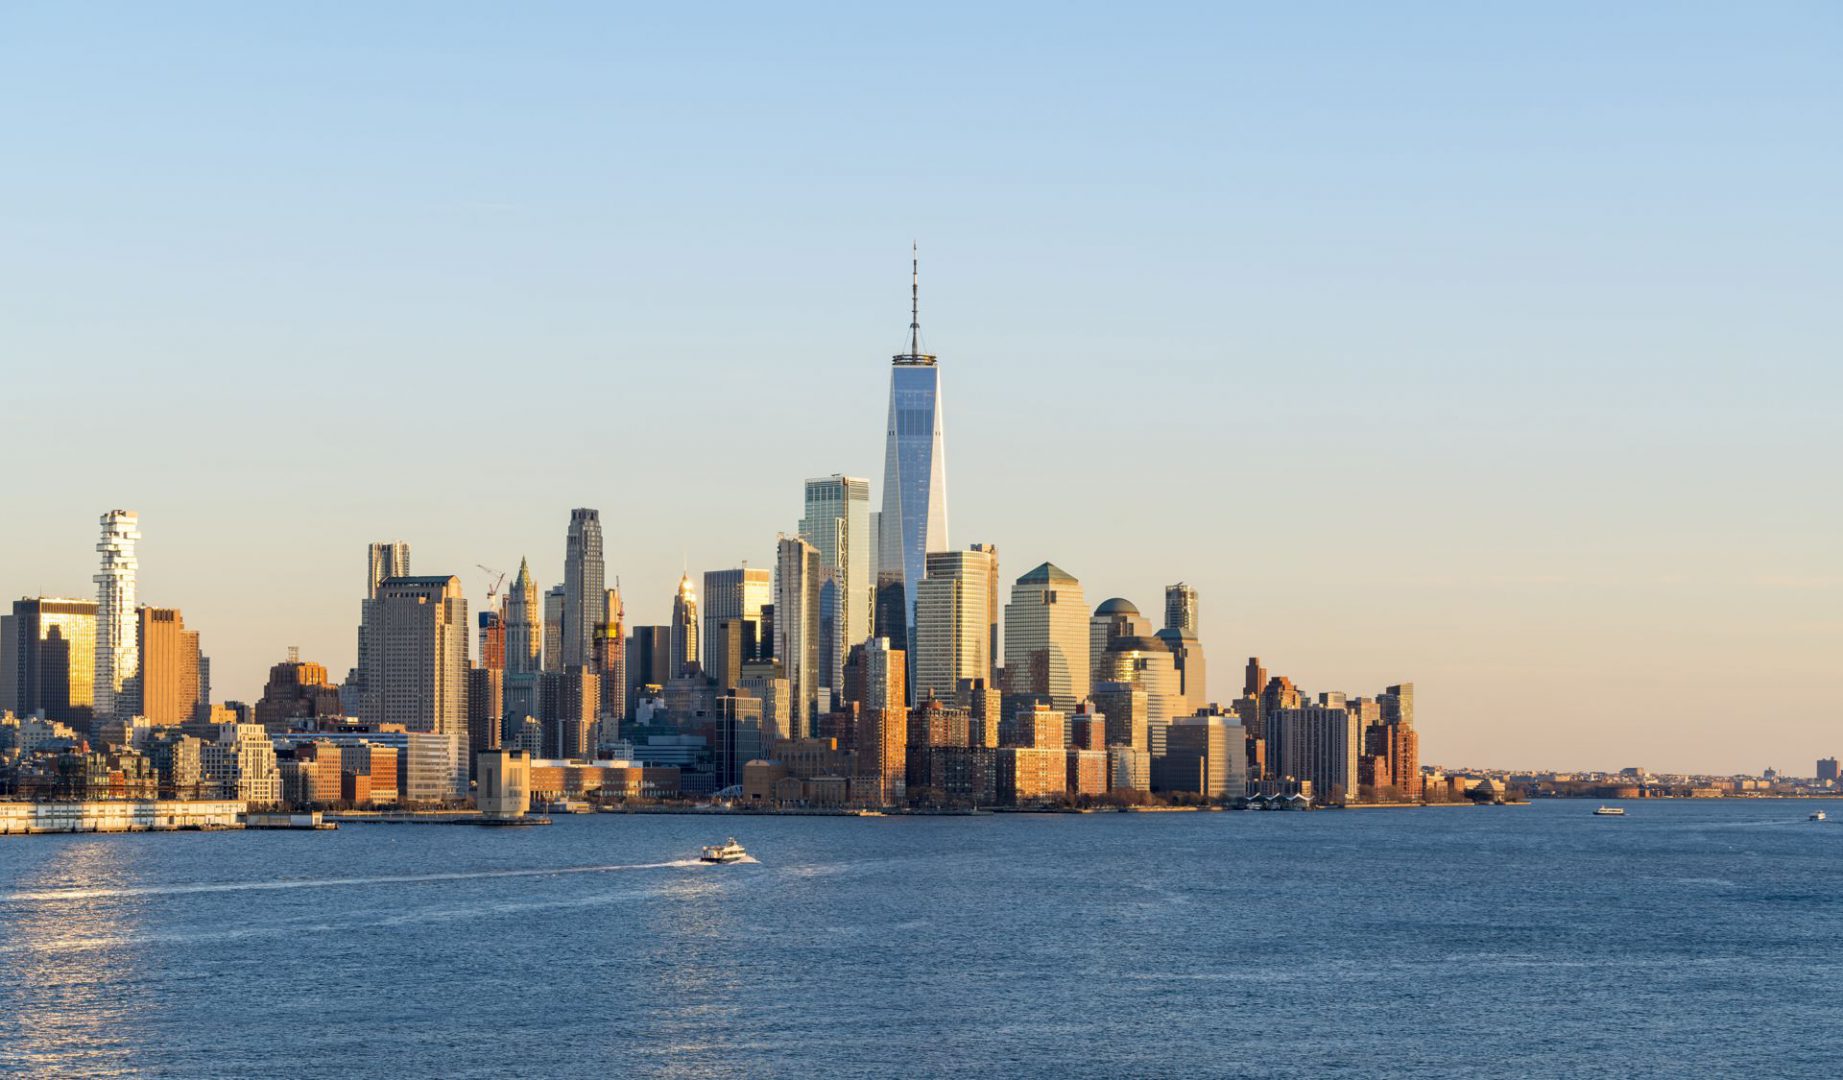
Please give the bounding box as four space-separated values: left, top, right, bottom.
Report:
0 800 246 835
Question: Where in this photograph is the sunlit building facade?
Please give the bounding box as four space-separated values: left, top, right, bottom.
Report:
1 597 97 728
1002 563 1089 711
913 547 994 703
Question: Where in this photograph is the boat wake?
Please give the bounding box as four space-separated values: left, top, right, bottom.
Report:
1 860 700 903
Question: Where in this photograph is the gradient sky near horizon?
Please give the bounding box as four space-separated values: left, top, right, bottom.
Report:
3 3 1838 774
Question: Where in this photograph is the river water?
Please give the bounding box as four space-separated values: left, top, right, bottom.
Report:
2 799 1839 1077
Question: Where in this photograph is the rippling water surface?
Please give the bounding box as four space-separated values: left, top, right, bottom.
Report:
2 800 1840 1078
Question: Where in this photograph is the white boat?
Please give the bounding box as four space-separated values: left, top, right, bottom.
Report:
1593 806 1625 817
1811 810 1827 822
700 838 747 864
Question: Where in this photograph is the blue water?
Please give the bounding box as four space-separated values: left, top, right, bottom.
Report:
2 800 1840 1078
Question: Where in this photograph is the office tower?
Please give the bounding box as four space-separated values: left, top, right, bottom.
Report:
93 510 141 723
1164 583 1199 636
1002 563 1089 712
913 548 994 702
707 620 746 694
542 585 565 672
355 541 411 695
595 586 626 722
562 509 605 668
877 249 949 647
503 558 542 719
715 691 765 790
702 567 770 674
1155 609 1207 718
361 576 469 737
1268 704 1360 805
800 475 871 681
740 661 792 744
1098 635 1182 755
1244 657 1268 699
969 543 1000 683
1154 715 1245 799
466 666 504 776
775 536 823 737
504 559 542 676
1089 681 1150 751
670 573 700 678
136 607 204 726
850 637 906 806
540 667 598 759
1820 758 1841 785
1379 682 1415 728
1089 598 1152 686
2 598 97 727
625 625 672 707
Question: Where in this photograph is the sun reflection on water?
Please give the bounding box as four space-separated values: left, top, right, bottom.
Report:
0 840 145 1077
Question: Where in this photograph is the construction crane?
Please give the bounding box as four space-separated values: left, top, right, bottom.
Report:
477 564 508 611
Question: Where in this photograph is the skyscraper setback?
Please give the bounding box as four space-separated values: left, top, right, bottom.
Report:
562 509 604 668
93 510 141 723
877 249 949 647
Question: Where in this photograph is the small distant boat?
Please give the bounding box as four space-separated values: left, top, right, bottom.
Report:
1593 806 1625 817
1811 810 1827 822
700 838 747 864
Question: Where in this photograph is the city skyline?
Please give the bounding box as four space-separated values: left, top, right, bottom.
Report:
3 6 1838 775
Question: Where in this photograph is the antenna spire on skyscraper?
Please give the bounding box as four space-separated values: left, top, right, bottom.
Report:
910 241 920 357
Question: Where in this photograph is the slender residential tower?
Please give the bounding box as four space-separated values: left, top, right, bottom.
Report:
93 510 141 723
562 509 604 667
876 246 949 647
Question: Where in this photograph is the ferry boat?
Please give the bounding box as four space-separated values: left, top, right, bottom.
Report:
1593 806 1625 817
700 838 747 864
1811 810 1827 822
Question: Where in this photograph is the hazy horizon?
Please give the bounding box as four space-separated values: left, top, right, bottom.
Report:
3 4 1837 774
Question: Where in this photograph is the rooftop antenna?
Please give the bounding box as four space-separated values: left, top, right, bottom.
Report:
910 241 920 356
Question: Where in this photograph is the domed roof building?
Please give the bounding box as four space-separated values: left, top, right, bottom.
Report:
1089 599 1153 686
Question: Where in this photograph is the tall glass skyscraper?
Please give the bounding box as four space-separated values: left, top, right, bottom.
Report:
562 508 605 667
800 474 870 695
877 251 948 645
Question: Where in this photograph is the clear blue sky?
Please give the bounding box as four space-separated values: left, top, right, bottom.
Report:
2 2 1838 773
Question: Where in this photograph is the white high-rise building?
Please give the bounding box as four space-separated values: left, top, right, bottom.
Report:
774 536 822 738
93 510 141 723
913 548 995 703
800 475 871 693
799 471 869 663
562 509 605 668
877 249 948 646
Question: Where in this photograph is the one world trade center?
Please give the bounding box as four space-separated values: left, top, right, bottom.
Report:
877 247 948 654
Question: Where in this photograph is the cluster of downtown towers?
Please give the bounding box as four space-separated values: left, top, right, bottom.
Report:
4 278 1421 805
